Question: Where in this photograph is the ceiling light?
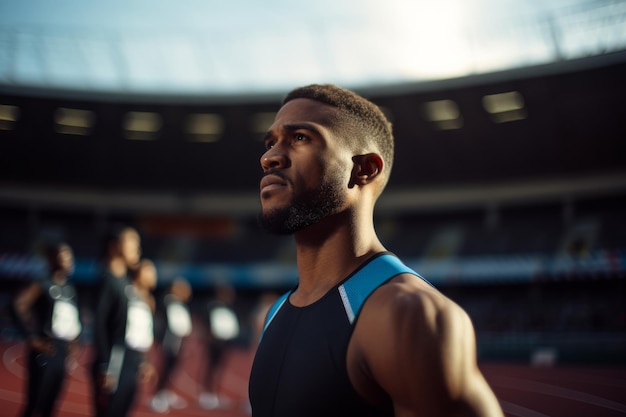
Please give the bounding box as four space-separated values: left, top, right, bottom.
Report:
123 111 162 140
185 113 223 142
422 99 463 130
0 104 20 130
251 112 276 135
482 91 527 123
54 107 95 135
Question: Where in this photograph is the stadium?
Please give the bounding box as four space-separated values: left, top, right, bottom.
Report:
0 0 625 416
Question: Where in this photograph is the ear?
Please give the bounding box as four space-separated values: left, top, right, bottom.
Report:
350 153 383 187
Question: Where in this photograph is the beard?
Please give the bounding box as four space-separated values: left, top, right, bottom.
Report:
258 170 346 235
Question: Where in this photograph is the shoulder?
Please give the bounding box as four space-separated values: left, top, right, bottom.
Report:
17 281 45 300
349 274 503 416
359 273 471 345
105 272 128 293
349 274 470 390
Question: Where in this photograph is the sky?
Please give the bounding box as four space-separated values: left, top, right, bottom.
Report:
0 0 623 96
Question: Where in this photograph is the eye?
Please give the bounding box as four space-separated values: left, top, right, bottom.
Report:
264 140 275 150
293 133 308 142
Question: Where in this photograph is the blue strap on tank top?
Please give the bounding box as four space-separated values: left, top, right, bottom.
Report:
262 254 431 335
338 254 430 323
262 292 289 336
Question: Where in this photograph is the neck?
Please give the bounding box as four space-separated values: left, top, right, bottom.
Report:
51 270 67 285
291 208 385 306
135 286 155 311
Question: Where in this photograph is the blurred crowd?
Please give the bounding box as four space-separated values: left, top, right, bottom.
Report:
2 216 625 416
6 225 278 417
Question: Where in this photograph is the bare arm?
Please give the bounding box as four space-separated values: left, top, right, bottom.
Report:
351 276 503 417
13 282 54 354
13 282 41 330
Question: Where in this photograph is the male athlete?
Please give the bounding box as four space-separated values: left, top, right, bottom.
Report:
248 84 504 417
13 242 82 417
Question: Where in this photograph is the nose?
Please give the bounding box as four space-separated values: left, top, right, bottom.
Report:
260 146 288 171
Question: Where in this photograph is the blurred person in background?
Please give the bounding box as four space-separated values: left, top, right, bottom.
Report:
198 282 241 410
12 241 82 417
243 291 280 414
248 84 504 417
89 225 141 417
101 258 157 417
149 277 193 413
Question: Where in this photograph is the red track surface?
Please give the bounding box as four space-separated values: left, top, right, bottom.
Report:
1 338 625 417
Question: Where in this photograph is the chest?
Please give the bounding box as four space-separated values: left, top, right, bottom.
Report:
249 293 389 417
36 282 81 340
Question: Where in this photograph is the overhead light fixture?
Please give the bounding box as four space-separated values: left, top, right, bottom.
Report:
422 99 463 130
123 111 162 140
54 107 95 135
251 112 276 136
0 104 20 131
482 91 527 123
185 113 224 142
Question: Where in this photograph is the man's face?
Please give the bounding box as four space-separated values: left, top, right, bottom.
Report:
258 98 351 235
120 229 141 268
57 245 74 274
138 263 157 291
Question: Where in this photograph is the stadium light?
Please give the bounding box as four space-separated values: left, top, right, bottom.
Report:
482 91 527 123
54 107 95 136
185 113 224 143
422 99 463 130
123 111 162 140
0 104 20 131
250 112 276 136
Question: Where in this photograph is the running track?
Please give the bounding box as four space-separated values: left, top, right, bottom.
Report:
1 338 625 417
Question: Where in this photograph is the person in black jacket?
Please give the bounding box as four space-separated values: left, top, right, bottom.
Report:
103 258 157 417
89 226 141 417
13 241 82 417
199 283 240 410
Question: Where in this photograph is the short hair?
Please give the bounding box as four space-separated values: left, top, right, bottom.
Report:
100 224 138 259
283 84 394 186
43 241 71 270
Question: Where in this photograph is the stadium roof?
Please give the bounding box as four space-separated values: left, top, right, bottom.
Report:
1 0 625 99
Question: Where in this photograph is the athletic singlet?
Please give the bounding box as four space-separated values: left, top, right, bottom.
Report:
32 279 81 342
123 285 154 352
248 253 432 417
44 281 81 341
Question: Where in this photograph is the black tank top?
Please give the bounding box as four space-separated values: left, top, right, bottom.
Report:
36 279 81 341
248 253 431 417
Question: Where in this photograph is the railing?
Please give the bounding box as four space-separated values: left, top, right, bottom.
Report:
1 249 624 287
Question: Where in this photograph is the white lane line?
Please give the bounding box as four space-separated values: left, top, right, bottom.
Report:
500 400 553 417
0 387 23 403
491 376 626 414
2 342 25 379
3 342 91 397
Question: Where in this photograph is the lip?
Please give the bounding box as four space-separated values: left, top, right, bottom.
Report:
260 174 288 194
